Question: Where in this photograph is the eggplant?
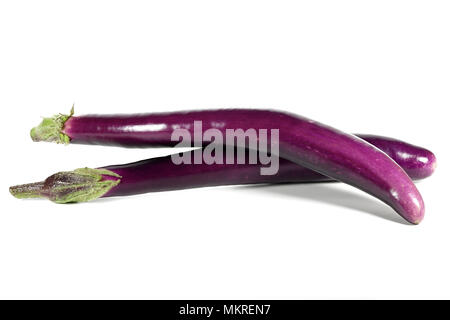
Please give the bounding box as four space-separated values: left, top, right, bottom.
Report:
27 109 430 224
10 142 435 203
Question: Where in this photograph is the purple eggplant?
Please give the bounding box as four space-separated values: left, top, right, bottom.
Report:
10 142 434 203
27 109 430 224
353 134 436 180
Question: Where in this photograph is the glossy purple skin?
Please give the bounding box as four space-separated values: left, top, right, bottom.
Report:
65 109 426 224
356 134 436 180
101 140 435 197
101 154 332 196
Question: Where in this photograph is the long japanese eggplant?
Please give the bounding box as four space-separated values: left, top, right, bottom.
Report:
27 109 429 224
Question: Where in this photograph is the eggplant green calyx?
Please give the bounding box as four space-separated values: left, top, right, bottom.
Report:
30 105 74 144
9 168 121 203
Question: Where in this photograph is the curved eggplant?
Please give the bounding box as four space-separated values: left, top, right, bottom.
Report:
29 109 427 224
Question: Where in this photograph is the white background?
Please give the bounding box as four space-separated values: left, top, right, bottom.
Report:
0 1 448 299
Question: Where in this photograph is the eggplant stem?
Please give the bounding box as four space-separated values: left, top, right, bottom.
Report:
9 181 46 199
9 167 121 203
30 105 74 144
